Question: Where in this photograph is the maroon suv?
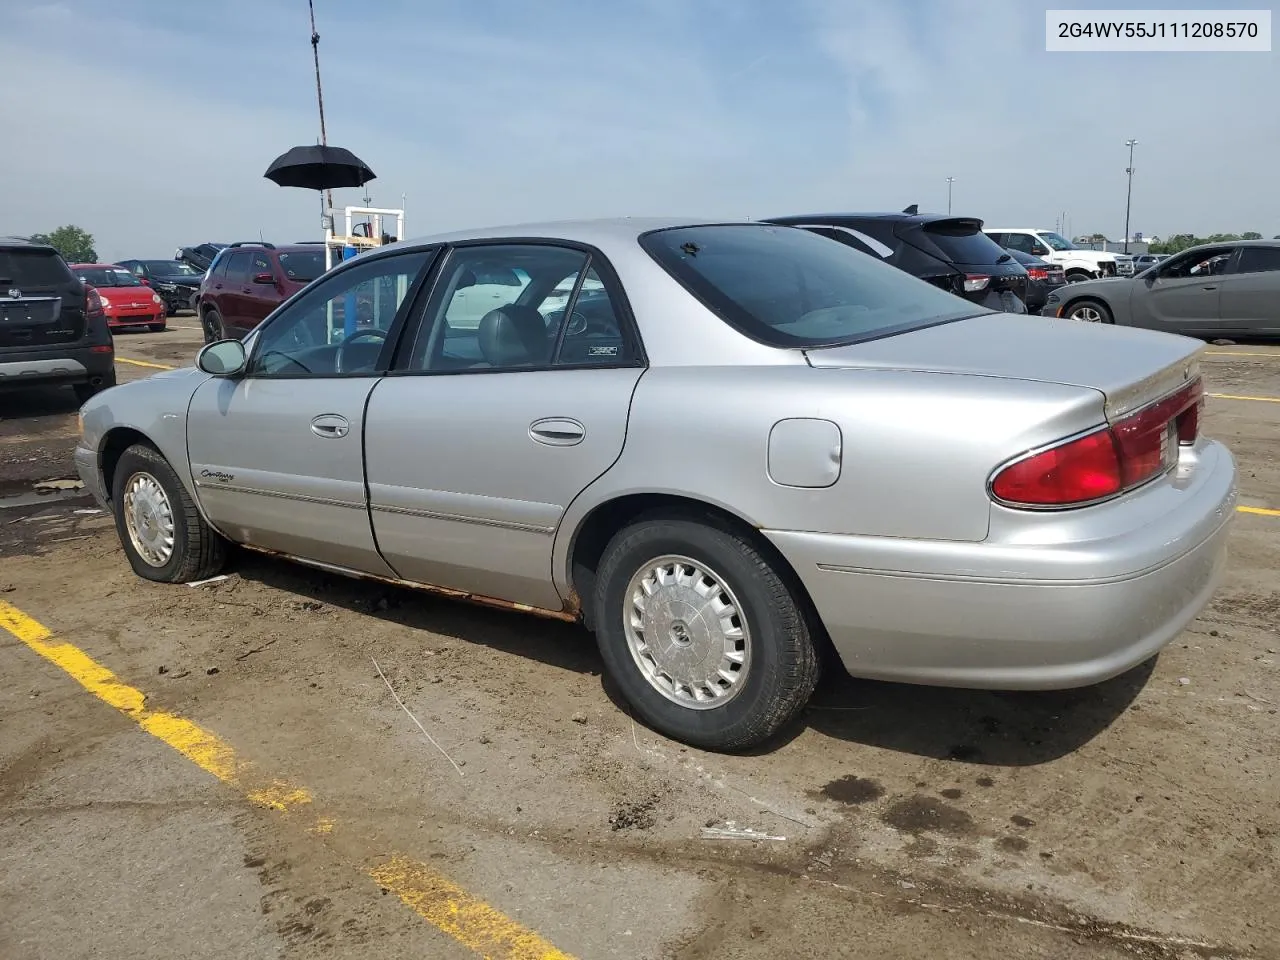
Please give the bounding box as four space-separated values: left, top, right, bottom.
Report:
196 242 327 342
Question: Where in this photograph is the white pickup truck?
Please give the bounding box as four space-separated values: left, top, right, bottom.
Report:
984 228 1134 282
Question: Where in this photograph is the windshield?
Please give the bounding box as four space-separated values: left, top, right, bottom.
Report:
640 224 980 348
73 267 142 287
276 251 326 282
141 260 199 276
1039 232 1075 251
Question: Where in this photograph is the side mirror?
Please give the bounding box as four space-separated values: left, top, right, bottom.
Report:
196 339 247 377
252 272 276 284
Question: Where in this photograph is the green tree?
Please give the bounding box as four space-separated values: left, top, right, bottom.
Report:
29 224 97 263
1241 231 1262 240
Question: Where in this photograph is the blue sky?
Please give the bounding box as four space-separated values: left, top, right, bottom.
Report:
1 0 1276 260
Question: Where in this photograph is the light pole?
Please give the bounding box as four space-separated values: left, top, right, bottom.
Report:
945 177 955 215
1123 139 1138 254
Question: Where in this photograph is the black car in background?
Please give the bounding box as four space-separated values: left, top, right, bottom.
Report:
764 210 1030 313
175 242 227 273
0 238 115 402
116 258 204 314
1002 247 1067 314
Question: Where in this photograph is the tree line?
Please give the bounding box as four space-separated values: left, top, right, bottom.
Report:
25 224 98 263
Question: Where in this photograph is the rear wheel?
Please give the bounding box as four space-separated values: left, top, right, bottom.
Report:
111 443 227 583
1065 298 1113 324
201 307 225 344
593 513 820 751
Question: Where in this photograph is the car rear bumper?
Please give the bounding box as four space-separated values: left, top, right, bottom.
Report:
0 343 115 388
764 439 1237 690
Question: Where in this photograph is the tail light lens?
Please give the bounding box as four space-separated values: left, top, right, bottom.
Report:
1026 267 1049 280
86 287 104 318
991 377 1203 508
963 275 991 292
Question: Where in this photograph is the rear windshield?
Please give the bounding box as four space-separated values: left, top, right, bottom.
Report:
641 224 980 348
276 251 325 282
73 266 142 287
0 249 75 287
919 220 1012 265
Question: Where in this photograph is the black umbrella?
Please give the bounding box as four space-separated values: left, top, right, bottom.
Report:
264 145 376 191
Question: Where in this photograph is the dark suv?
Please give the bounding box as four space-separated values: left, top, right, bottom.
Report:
764 211 1030 313
196 242 327 342
0 238 115 403
116 259 204 315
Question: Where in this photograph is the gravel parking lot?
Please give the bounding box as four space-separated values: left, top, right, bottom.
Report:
2 323 1277 960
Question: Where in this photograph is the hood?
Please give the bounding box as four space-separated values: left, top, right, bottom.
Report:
151 273 202 286
94 284 158 304
804 312 1202 418
1062 249 1129 263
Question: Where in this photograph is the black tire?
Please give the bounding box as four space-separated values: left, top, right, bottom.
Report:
149 323 166 333
1065 269 1095 284
1064 298 1113 324
201 307 225 344
593 513 820 752
73 368 116 404
112 443 227 583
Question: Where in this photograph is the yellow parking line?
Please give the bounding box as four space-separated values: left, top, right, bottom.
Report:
0 600 574 960
115 356 176 371
1204 351 1280 359
1238 506 1280 518
1208 392 1280 404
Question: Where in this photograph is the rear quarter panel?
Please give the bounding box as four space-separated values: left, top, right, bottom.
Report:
553 365 1107 586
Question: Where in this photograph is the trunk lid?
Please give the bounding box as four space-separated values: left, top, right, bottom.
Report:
804 312 1203 419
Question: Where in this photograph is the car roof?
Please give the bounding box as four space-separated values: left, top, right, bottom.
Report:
982 227 1055 233
70 262 123 268
0 236 58 252
766 212 978 227
398 217 723 250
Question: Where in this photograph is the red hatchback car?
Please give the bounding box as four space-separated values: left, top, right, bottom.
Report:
71 263 167 332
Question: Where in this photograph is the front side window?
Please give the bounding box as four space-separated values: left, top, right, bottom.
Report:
223 252 251 286
1002 232 1035 254
1037 232 1075 252
641 224 978 348
248 251 431 377
406 244 634 371
1161 247 1234 279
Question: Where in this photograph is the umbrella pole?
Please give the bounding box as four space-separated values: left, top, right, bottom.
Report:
308 0 334 215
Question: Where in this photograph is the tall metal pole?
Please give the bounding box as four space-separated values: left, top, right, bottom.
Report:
308 0 334 216
945 177 955 215
1123 139 1138 254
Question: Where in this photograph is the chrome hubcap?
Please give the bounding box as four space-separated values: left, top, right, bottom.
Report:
623 555 751 710
122 472 175 567
1071 305 1103 323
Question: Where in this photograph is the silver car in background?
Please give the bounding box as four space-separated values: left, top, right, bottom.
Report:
1045 239 1280 336
74 219 1236 751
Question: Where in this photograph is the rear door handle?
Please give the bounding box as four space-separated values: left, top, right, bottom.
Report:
311 414 350 438
1202 285 1218 290
529 417 585 446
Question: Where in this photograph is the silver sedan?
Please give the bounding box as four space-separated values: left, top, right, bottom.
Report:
74 219 1237 751
1045 239 1280 337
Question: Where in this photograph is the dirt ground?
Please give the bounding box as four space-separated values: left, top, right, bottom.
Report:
1 322 1277 960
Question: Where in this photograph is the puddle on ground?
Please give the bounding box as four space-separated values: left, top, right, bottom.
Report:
0 485 88 510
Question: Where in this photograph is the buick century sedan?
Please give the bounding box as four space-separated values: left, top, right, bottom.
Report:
75 219 1237 751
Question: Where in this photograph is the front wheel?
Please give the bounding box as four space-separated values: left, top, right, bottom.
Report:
111 443 227 583
593 514 820 751
1065 298 1113 324
149 322 166 333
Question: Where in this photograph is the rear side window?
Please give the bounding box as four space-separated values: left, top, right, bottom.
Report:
1235 246 1280 274
918 220 1011 265
0 249 74 287
641 224 978 348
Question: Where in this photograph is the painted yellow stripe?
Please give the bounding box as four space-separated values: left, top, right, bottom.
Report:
115 356 176 370
1238 505 1280 518
1205 350 1280 359
1208 392 1280 404
0 599 575 960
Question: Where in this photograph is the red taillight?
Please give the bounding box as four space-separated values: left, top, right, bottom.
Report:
90 344 113 354
1026 267 1049 280
991 377 1203 508
963 274 991 292
86 287 104 318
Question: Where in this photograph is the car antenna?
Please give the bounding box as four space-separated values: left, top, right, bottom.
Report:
902 203 919 215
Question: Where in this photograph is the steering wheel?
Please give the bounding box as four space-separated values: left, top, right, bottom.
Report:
335 329 388 373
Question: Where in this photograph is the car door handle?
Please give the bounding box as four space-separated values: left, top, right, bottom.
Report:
529 417 585 446
311 414 350 438
1202 285 1218 290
